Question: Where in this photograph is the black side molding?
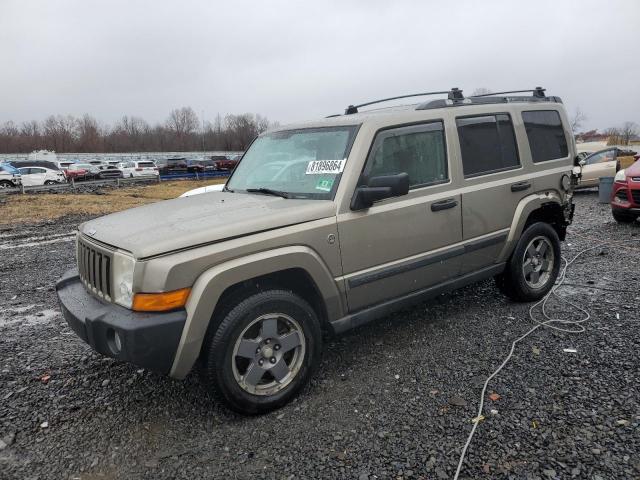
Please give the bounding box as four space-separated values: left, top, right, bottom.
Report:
332 263 506 335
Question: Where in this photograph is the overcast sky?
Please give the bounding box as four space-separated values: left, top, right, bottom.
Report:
1 0 638 131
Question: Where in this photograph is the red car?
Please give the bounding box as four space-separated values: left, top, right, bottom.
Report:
211 154 241 171
611 160 640 223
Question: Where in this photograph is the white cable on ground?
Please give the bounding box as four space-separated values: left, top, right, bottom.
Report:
452 240 626 480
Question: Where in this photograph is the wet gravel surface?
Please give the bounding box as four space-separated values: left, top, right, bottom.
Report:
1 192 639 480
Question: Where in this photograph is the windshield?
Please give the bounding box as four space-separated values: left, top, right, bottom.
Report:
227 126 358 199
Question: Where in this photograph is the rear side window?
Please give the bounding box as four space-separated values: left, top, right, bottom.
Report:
364 121 448 189
457 114 520 177
522 110 568 162
138 162 155 167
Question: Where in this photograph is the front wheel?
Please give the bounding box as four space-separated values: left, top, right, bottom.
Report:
0 180 13 189
203 289 322 414
495 222 561 302
44 180 56 185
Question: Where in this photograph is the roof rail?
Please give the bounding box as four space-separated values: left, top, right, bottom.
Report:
343 90 452 115
470 87 546 98
416 86 562 110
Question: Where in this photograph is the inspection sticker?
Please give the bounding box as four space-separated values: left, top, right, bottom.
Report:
305 159 346 175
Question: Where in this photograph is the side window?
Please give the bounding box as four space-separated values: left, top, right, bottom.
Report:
586 150 613 165
522 110 568 162
364 121 448 189
456 114 520 177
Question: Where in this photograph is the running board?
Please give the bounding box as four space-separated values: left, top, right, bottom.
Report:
330 263 506 334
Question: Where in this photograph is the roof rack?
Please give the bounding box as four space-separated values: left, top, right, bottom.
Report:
333 87 561 117
416 86 562 110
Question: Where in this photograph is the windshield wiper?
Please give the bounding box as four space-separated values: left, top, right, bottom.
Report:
245 187 291 199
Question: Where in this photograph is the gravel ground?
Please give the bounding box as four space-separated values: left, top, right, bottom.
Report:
1 191 639 480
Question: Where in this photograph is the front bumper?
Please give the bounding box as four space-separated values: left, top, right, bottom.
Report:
56 269 187 374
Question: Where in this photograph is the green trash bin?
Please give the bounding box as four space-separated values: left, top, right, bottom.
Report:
598 176 614 203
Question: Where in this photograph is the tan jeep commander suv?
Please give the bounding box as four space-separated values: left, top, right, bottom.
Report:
57 87 576 414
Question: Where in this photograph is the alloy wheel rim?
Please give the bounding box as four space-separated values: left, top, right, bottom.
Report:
231 313 306 396
522 235 554 289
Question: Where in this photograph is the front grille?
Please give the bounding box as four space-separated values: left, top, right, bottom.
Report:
615 189 629 201
77 237 112 300
631 190 640 205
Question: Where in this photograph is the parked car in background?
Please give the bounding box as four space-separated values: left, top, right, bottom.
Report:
211 154 241 171
611 160 640 223
97 164 124 179
0 163 22 188
17 167 66 186
186 159 217 173
156 158 188 175
119 161 159 178
68 163 100 180
576 148 619 188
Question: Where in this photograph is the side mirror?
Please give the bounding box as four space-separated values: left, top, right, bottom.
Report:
350 173 410 210
579 159 586 166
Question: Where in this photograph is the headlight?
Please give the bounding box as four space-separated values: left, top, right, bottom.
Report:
614 169 626 183
112 251 135 308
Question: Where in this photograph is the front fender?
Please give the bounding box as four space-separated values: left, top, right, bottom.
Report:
169 246 342 378
496 193 563 263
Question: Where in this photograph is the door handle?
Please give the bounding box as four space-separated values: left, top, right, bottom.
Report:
511 181 531 192
430 198 458 212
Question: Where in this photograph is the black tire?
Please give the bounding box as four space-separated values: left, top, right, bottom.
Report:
0 180 13 189
203 289 322 415
44 180 56 185
612 210 637 224
495 222 561 302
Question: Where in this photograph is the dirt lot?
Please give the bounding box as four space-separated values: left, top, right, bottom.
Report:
0 191 639 480
0 178 226 226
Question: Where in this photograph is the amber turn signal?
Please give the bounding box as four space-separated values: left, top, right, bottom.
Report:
132 288 191 312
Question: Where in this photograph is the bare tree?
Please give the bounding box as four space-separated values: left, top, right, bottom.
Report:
604 127 622 146
570 107 587 133
619 121 639 145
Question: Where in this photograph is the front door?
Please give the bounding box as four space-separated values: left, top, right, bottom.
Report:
337 121 463 312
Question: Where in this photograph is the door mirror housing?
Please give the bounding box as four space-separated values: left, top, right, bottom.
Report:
579 159 586 166
350 173 410 210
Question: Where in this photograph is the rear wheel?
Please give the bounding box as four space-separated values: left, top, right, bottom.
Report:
495 222 561 302
44 180 56 185
203 289 322 414
612 210 637 223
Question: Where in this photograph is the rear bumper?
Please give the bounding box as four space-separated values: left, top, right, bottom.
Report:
56 269 187 374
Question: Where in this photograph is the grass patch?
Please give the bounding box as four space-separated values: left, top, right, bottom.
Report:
1 178 227 226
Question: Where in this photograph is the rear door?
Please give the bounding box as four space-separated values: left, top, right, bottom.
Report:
454 113 525 274
338 121 463 311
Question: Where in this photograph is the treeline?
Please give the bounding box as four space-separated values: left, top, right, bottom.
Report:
0 107 277 154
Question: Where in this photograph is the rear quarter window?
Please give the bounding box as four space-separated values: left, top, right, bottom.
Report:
456 114 520 177
522 110 569 162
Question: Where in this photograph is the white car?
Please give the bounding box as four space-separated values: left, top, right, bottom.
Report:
17 167 66 186
179 183 225 197
119 160 159 178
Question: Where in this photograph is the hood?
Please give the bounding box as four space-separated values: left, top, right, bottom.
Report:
624 159 640 177
79 192 336 258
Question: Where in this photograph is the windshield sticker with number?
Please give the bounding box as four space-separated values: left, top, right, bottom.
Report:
305 159 346 175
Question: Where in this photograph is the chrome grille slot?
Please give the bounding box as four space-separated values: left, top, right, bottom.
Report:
77 237 113 301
